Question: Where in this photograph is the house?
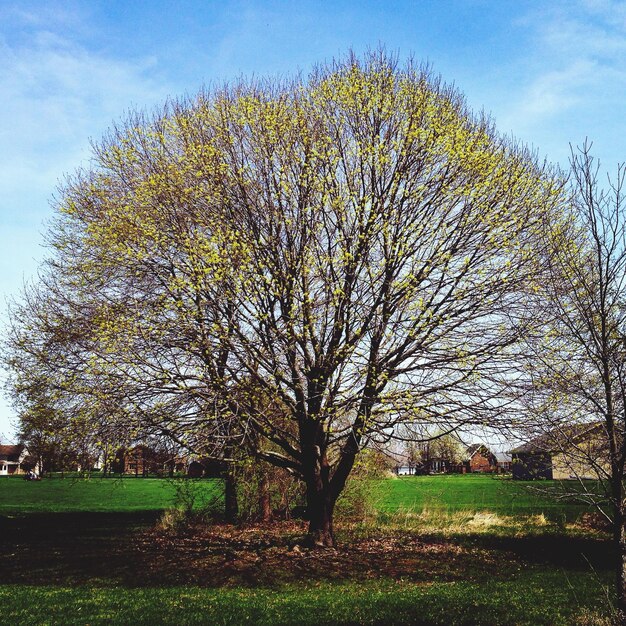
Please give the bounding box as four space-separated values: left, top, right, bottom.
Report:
463 444 497 473
114 445 187 476
495 452 512 473
187 458 228 478
0 444 36 476
394 442 512 475
395 457 456 475
510 423 608 480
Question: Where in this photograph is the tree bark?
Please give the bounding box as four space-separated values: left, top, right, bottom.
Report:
258 473 271 523
305 489 336 547
301 437 336 547
614 505 626 624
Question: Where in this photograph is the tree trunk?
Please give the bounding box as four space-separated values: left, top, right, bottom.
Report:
305 488 336 547
224 464 239 524
258 473 271 523
299 434 336 547
615 509 626 624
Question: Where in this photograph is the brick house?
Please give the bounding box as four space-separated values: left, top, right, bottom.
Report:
114 445 187 476
464 444 497 473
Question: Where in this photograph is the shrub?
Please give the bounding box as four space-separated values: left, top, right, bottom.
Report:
157 477 223 531
235 458 305 523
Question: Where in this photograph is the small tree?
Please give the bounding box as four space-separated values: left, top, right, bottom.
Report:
519 142 626 621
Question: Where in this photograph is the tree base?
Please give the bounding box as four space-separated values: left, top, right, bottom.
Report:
304 528 336 548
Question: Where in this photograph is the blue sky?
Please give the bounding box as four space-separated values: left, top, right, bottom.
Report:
1 0 626 440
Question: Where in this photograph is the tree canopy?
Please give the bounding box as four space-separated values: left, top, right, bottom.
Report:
5 51 564 546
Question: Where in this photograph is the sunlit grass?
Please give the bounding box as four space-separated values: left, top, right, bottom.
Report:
371 474 594 521
0 569 612 626
0 473 598 520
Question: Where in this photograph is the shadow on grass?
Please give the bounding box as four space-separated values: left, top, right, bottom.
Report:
0 511 614 591
0 512 160 586
456 533 612 571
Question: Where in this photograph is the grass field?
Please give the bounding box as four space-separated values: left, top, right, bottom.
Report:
0 473 594 517
373 474 592 518
0 571 611 626
0 474 615 625
0 475 220 514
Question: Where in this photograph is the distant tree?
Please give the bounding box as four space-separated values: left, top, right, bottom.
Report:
4 51 563 547
16 397 64 475
518 142 626 620
403 430 465 472
429 433 465 466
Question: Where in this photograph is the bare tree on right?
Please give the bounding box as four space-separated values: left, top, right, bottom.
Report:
521 141 626 622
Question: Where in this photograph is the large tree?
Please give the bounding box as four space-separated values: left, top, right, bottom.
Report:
5 52 562 546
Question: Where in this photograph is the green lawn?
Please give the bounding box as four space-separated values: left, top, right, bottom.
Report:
371 474 593 520
0 473 596 519
0 570 611 626
0 476 220 514
0 474 613 625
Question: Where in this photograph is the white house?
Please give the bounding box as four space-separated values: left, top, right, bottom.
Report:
0 445 31 475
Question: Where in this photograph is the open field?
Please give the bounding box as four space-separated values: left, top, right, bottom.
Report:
0 476 220 514
373 474 593 520
0 473 594 517
0 474 614 625
0 571 611 626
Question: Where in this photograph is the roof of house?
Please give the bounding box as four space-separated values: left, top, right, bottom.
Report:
509 422 605 455
495 452 512 463
464 443 493 461
0 444 25 461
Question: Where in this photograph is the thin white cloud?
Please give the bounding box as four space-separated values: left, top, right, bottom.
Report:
540 5 626 59
495 0 626 166
0 9 176 438
0 27 171 222
517 60 596 120
0 2 88 32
